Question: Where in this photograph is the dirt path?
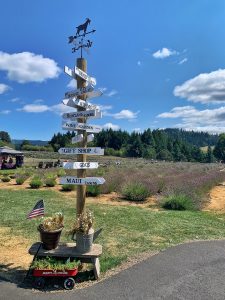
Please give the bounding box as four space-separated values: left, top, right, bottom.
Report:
203 183 225 212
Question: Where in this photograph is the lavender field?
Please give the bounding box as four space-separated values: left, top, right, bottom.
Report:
94 160 225 209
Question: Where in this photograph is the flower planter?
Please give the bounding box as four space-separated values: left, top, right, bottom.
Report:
33 268 78 277
75 228 94 253
38 225 63 250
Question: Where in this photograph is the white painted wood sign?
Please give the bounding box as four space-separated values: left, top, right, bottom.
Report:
85 89 103 99
58 147 104 155
74 66 96 86
63 162 99 169
60 176 105 185
71 134 83 143
71 134 94 144
62 110 97 119
62 98 97 110
62 121 102 133
63 110 102 120
65 86 94 98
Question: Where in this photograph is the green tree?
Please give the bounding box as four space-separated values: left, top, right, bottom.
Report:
213 133 225 162
0 131 11 143
206 145 215 163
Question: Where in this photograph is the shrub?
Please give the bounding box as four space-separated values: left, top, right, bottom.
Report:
44 173 57 187
122 183 150 201
57 169 66 177
86 185 101 197
16 176 27 185
30 176 43 189
45 178 57 187
61 184 76 192
1 176 11 182
161 194 195 211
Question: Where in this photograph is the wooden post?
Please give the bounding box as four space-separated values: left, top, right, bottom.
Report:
76 58 87 216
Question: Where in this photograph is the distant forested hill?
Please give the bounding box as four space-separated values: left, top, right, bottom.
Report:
13 139 49 146
163 128 219 147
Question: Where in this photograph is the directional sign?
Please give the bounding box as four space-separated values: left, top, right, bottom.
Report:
63 162 99 169
71 134 83 143
63 110 102 120
62 110 97 119
85 89 103 99
65 86 94 99
58 147 104 155
64 66 76 79
62 121 102 133
71 133 94 144
62 98 97 110
60 176 105 185
74 66 96 86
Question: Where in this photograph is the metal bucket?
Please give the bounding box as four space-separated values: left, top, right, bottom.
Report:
75 228 94 253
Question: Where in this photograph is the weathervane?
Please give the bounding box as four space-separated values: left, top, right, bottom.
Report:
68 18 96 58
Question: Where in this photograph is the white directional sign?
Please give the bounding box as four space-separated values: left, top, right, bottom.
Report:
64 66 76 79
74 66 96 86
85 89 103 99
63 110 97 119
60 176 105 185
71 134 83 143
62 121 102 133
71 133 94 144
65 86 94 99
58 147 104 155
87 134 94 142
62 98 97 110
63 110 102 120
63 162 99 169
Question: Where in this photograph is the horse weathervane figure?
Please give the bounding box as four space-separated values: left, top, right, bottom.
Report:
68 18 96 58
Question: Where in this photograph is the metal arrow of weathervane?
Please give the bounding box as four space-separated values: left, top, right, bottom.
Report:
68 18 96 58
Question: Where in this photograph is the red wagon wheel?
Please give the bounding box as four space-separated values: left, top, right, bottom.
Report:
33 277 45 289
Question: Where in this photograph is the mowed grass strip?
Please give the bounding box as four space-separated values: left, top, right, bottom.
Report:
1 189 225 272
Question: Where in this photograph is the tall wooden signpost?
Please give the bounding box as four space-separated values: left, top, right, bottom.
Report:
59 19 105 217
28 19 103 283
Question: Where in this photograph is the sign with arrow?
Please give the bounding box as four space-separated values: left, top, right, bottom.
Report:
65 86 94 99
71 133 94 144
60 176 105 185
62 98 97 110
63 110 102 120
62 110 97 119
63 162 99 169
74 66 96 86
62 121 102 133
58 147 104 155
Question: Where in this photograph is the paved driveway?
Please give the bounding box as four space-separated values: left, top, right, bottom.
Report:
1 240 225 300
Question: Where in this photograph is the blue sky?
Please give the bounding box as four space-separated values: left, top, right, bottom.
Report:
1 0 225 140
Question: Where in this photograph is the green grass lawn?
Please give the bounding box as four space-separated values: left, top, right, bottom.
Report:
1 188 225 272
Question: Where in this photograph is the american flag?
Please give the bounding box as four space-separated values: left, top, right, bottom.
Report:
27 199 44 219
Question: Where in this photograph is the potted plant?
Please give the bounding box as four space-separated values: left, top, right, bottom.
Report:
70 209 94 253
38 212 64 250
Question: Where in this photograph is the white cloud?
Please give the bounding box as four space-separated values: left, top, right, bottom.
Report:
103 123 120 130
67 79 77 89
9 97 20 103
17 104 50 113
0 51 60 83
133 128 142 133
152 48 178 59
174 69 225 104
33 99 44 104
50 103 75 115
106 109 139 120
137 61 141 66
0 110 11 114
157 105 225 133
0 83 10 94
178 58 188 65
